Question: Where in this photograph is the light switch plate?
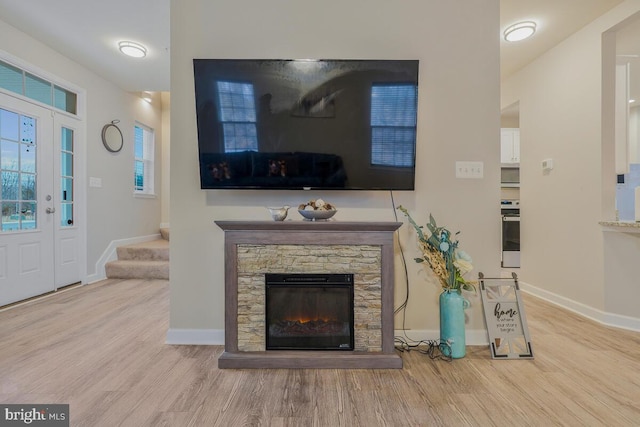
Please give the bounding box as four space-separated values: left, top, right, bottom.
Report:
455 161 484 179
89 177 102 188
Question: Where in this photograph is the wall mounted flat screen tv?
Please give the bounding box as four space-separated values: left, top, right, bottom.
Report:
193 59 419 190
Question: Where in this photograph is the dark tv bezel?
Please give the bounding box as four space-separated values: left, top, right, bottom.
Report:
193 58 419 191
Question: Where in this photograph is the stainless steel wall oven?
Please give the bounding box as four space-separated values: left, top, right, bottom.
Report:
501 207 520 268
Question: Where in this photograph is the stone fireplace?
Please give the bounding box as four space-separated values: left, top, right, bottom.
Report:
216 220 402 369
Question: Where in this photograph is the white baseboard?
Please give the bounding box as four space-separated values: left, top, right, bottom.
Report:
86 233 161 284
393 329 489 346
519 280 640 332
166 328 224 345
159 222 170 229
166 328 487 346
166 328 485 346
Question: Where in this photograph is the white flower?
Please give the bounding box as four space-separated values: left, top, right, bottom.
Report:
456 249 472 263
453 249 473 275
315 198 325 208
454 258 473 275
304 205 315 211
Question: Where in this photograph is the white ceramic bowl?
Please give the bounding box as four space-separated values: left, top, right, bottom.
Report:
298 209 337 221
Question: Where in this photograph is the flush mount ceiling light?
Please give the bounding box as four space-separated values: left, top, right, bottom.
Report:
504 21 537 42
118 41 147 58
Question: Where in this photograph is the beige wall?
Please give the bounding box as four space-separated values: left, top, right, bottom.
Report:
169 0 502 342
502 0 640 326
501 117 520 128
161 92 171 227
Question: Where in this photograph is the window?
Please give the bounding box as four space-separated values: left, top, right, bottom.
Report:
0 59 77 115
134 123 154 195
216 81 258 152
60 127 74 227
370 84 417 167
1 108 37 232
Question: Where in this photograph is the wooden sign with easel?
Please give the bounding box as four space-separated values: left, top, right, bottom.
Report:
478 272 534 359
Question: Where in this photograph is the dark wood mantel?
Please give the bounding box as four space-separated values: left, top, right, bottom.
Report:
215 220 403 369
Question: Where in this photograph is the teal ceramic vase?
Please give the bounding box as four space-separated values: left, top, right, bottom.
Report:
439 289 470 358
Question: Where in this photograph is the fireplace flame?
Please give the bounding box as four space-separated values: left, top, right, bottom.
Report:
283 317 337 324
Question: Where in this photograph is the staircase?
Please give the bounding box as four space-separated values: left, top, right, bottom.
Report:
105 229 170 280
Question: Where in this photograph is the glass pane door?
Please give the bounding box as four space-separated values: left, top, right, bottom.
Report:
0 94 55 306
1 108 37 232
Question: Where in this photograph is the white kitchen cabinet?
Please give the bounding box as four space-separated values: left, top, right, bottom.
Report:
501 128 520 164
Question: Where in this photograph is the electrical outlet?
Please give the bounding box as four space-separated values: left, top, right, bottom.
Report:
455 161 484 179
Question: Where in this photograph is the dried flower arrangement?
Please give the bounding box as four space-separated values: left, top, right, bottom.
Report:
398 206 475 292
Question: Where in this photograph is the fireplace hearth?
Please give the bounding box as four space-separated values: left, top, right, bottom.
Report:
265 273 354 350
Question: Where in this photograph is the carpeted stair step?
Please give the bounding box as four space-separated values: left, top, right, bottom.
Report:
105 238 170 280
105 259 169 280
117 239 169 261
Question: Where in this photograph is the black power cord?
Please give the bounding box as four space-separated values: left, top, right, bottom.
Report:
390 190 451 362
394 336 452 361
390 190 409 317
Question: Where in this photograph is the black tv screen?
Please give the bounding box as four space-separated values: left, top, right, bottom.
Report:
193 59 419 190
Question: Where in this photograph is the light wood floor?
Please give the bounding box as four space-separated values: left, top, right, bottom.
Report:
1 279 639 426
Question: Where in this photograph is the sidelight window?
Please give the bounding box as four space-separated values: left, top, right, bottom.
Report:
60 127 74 226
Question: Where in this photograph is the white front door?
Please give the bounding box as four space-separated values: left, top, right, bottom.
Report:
0 94 56 305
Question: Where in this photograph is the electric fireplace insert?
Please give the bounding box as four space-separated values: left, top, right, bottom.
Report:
265 273 355 350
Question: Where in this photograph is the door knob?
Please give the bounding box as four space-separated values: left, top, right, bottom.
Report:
46 207 56 214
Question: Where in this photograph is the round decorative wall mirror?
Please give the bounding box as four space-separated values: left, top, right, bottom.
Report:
101 120 123 153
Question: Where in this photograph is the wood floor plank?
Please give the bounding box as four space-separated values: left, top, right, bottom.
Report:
1 278 639 426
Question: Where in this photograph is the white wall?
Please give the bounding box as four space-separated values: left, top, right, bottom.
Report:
501 0 640 328
0 18 164 279
170 0 501 342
